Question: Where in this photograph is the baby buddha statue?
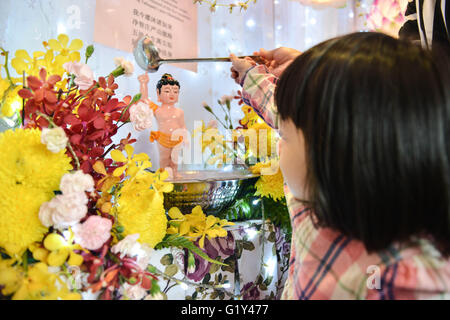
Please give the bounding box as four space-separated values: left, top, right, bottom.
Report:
138 72 187 178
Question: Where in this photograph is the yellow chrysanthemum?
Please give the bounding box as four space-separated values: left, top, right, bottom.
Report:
116 188 167 248
250 159 285 201
0 128 72 255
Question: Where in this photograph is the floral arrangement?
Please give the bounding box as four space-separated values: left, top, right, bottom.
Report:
193 0 348 12
198 94 291 241
193 0 257 13
366 0 409 38
0 34 234 300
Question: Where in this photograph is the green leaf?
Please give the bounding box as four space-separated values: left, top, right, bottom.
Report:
150 279 160 295
268 232 276 243
242 240 255 251
160 253 173 266
264 276 273 286
202 273 211 284
209 261 221 274
164 264 178 277
210 291 219 300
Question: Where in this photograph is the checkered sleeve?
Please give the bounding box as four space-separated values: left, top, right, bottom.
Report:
240 65 280 130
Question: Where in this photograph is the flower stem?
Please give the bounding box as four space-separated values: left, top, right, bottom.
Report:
22 250 28 273
66 142 81 171
0 47 14 85
101 143 116 158
22 72 25 127
118 93 141 122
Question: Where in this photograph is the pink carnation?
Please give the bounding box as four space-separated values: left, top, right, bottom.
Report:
130 101 153 131
63 61 95 90
73 216 112 250
50 192 88 229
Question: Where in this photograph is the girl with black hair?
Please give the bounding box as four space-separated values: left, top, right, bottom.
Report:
230 32 450 299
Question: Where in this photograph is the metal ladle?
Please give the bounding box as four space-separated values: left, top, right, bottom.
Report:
133 37 263 72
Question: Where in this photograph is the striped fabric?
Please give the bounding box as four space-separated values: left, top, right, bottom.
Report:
399 0 449 48
241 65 450 300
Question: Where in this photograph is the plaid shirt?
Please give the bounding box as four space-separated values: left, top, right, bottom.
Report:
241 65 450 300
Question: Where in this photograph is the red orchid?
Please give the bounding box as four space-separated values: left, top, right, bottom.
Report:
19 68 60 109
18 68 62 127
116 95 133 122
120 257 158 290
98 75 119 97
82 243 109 284
87 252 158 300
79 75 119 107
118 133 137 151
234 90 244 106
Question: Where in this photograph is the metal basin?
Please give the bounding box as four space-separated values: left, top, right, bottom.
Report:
164 169 259 216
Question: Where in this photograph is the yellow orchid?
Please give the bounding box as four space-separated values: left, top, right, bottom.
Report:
9 34 81 91
167 205 234 248
12 262 80 300
40 49 66 79
0 258 81 300
46 34 83 63
202 128 225 153
111 144 149 177
42 231 87 267
11 49 45 77
189 215 229 249
167 207 191 236
151 168 174 194
193 120 226 154
97 193 113 214
1 85 22 118
0 259 22 296
28 242 49 262
127 158 153 178
240 104 260 127
93 160 121 193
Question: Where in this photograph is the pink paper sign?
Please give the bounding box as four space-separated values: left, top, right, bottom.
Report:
94 0 198 72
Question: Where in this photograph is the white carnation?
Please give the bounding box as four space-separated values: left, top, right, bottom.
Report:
60 170 95 194
41 127 68 153
114 57 134 76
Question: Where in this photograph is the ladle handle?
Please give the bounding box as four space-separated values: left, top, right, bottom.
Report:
160 55 263 64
